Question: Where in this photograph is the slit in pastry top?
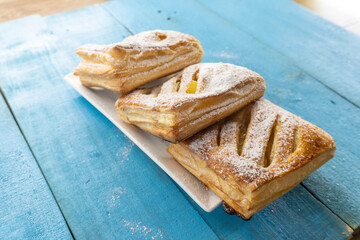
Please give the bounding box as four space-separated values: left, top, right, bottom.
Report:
180 98 336 187
167 98 336 219
74 30 204 94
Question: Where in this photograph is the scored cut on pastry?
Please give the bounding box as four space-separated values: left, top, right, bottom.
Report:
115 63 266 142
167 98 336 219
74 30 203 94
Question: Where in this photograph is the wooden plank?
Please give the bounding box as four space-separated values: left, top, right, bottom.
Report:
0 10 219 240
197 0 360 108
102 0 360 233
0 92 72 238
0 15 47 49
178 184 353 240
190 0 360 229
44 5 131 67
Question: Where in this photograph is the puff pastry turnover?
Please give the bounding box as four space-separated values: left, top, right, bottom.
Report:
167 98 336 219
74 30 203 94
115 63 266 142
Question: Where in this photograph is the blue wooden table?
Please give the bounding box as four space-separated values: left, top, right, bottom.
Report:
1 0 359 239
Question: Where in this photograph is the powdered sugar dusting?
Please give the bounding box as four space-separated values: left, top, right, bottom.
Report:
121 219 164 239
189 128 218 158
274 111 300 161
120 30 196 51
122 63 263 109
240 99 278 165
108 187 127 208
75 30 203 87
116 140 135 164
188 98 311 187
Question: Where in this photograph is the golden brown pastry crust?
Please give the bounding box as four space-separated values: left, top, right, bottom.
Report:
74 30 203 94
167 98 336 219
115 63 266 142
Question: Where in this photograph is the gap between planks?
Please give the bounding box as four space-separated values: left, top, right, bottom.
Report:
0 88 76 240
194 0 360 110
0 4 352 238
97 3 356 233
97 6 221 236
0 12 220 239
300 182 354 232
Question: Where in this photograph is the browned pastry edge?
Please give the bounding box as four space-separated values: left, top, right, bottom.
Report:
74 30 204 94
167 141 335 219
76 51 203 94
115 63 266 142
116 89 263 142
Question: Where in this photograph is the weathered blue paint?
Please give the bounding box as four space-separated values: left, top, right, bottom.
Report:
0 94 72 239
0 15 49 50
177 184 353 240
197 0 360 107
0 9 218 240
196 0 360 230
45 5 132 66
0 0 358 239
198 0 360 230
102 0 360 232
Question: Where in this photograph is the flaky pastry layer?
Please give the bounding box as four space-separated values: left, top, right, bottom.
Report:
74 30 203 94
115 63 266 142
167 98 336 219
